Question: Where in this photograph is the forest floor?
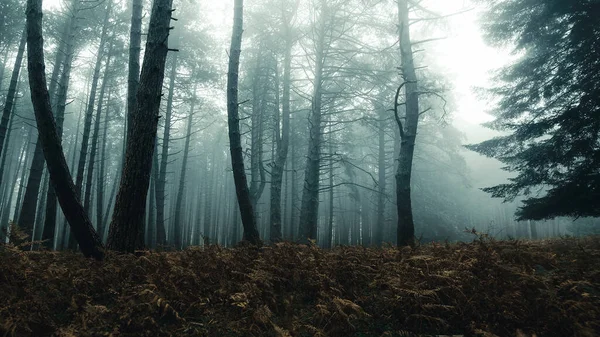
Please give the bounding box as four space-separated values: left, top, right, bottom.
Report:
0 234 599 337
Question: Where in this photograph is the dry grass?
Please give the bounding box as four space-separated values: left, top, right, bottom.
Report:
0 235 599 337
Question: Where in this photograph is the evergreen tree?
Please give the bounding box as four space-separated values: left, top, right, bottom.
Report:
467 0 600 220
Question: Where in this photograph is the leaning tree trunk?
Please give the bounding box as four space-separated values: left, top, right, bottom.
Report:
269 25 293 243
298 5 326 243
227 0 260 245
25 0 104 260
395 0 418 246
42 12 78 249
107 0 173 253
155 52 177 246
0 27 26 167
172 79 196 249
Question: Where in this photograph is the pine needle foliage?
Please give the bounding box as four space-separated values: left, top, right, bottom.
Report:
465 0 600 220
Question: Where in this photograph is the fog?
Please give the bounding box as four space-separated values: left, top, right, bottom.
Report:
0 0 596 251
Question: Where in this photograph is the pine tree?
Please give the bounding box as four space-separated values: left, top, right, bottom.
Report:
466 0 600 220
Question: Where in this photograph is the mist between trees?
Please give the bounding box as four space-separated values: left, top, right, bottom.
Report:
0 0 598 258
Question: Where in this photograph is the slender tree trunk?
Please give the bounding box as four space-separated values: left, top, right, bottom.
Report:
74 0 112 197
227 0 260 245
148 142 158 247
0 27 26 165
84 42 113 215
13 132 33 224
96 89 112 239
1 138 27 237
299 4 326 242
395 0 418 246
375 107 386 246
249 56 267 211
33 169 49 241
327 129 334 249
290 128 297 240
0 87 18 192
17 138 44 237
127 0 143 141
156 53 177 246
26 0 104 259
107 0 173 253
172 80 196 249
269 26 293 243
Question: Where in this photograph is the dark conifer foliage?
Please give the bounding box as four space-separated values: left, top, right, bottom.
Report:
467 0 600 220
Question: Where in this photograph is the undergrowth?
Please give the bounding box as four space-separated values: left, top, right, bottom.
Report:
0 235 598 337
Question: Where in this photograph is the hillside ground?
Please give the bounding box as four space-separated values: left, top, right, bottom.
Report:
1 234 599 337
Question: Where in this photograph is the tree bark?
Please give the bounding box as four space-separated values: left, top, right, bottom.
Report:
269 19 293 243
107 0 173 253
395 0 418 247
155 52 177 246
96 88 113 239
172 79 196 249
13 132 33 225
374 106 386 246
84 41 113 216
299 2 326 242
0 27 26 166
227 0 261 245
17 137 44 237
127 0 143 141
25 0 104 260
42 10 78 249
74 0 112 198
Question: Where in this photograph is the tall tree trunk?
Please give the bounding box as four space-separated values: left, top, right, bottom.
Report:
96 88 112 239
299 4 326 242
395 0 418 246
148 142 159 246
127 0 143 141
374 106 386 246
227 0 260 245
172 80 196 249
249 56 267 211
13 132 33 224
33 169 48 241
42 11 77 249
74 0 112 197
1 137 27 237
17 137 44 237
0 27 26 166
326 128 334 249
26 0 104 259
155 52 177 246
290 128 297 240
269 23 293 243
0 85 19 192
107 0 173 253
84 42 113 215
